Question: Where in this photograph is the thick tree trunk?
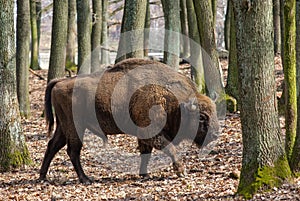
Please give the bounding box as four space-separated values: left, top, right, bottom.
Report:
48 0 68 82
232 0 291 198
16 0 31 118
273 0 281 55
186 0 205 93
66 0 77 69
282 0 297 161
161 0 181 70
30 0 40 70
290 0 300 174
115 0 147 63
91 0 102 72
0 0 31 171
101 0 110 65
77 0 91 74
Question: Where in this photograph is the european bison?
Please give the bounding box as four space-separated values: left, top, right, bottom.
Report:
39 58 220 184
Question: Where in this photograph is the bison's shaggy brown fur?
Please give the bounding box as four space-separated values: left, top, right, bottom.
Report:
39 58 220 183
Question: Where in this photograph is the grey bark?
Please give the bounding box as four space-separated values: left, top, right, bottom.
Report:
91 0 102 72
48 0 68 82
16 0 31 118
77 0 91 74
0 0 31 171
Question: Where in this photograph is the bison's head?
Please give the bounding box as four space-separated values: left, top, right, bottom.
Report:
180 95 220 148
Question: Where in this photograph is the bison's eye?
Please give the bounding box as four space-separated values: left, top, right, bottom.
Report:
199 112 209 123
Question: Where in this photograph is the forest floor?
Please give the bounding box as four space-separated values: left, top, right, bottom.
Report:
1 57 300 200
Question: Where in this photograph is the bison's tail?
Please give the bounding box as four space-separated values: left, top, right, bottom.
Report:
45 79 63 137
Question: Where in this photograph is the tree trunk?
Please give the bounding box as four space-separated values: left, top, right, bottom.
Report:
16 0 31 118
66 0 77 69
225 3 239 104
91 0 102 72
77 0 91 74
161 0 181 70
180 0 189 58
101 0 110 65
224 0 231 50
30 0 40 70
232 0 291 198
273 0 281 55
36 0 41 46
48 0 68 82
0 0 31 171
186 0 205 93
290 0 300 174
115 0 147 63
211 0 217 26
193 0 223 98
144 0 150 57
282 0 297 161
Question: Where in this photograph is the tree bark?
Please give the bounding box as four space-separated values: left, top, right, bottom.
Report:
77 0 91 74
115 0 147 63
30 0 40 70
224 0 231 50
225 2 239 104
144 0 151 57
16 0 31 118
273 0 281 55
161 0 181 70
0 0 31 171
290 0 300 174
180 0 189 58
282 0 297 161
231 0 291 198
48 0 68 82
193 0 223 98
91 0 102 72
101 0 110 65
66 0 77 69
186 0 205 93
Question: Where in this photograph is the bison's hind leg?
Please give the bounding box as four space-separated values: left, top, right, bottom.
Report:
39 125 66 181
66 135 92 184
138 139 153 178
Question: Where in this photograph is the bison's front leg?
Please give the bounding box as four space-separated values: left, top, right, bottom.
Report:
138 139 153 177
67 138 92 184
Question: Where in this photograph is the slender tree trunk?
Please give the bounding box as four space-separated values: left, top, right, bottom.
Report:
211 0 217 26
115 0 147 63
30 0 40 70
36 0 41 46
161 0 181 70
273 0 281 55
66 0 77 69
101 0 110 65
91 0 102 72
77 0 91 74
290 0 300 174
144 0 150 57
0 0 31 171
282 0 297 161
186 0 205 93
225 3 239 103
48 0 68 82
232 0 291 198
16 0 31 118
180 0 189 58
224 0 231 50
193 0 223 98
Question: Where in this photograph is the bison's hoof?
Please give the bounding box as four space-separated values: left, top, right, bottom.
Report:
38 175 48 182
79 177 93 184
176 169 187 177
139 173 150 179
